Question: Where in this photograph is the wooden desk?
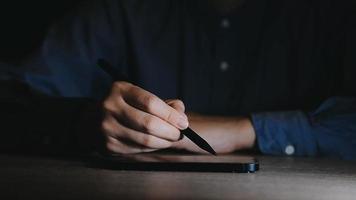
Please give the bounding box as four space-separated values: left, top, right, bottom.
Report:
1 154 356 200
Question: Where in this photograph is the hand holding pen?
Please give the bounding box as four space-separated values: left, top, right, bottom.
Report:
97 59 216 155
97 60 189 154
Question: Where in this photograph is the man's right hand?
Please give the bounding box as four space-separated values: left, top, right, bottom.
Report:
101 81 189 154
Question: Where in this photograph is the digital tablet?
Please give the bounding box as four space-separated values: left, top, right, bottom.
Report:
93 153 259 173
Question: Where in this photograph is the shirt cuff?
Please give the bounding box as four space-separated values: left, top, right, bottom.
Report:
251 111 318 156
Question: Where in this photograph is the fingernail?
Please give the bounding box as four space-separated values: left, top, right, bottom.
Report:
178 117 189 129
179 133 184 140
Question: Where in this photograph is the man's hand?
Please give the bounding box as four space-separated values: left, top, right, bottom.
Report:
101 82 189 154
172 114 256 154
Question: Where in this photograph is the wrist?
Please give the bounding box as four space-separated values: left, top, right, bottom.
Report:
233 117 256 150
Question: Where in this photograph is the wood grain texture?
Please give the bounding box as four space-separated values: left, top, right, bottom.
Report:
0 154 356 200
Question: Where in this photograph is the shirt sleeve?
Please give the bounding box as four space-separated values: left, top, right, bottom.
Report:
252 3 356 160
1 0 127 99
251 97 356 160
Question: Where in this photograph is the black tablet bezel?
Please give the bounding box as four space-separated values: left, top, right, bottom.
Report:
94 154 259 173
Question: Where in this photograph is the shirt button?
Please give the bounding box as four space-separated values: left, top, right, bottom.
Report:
220 61 230 72
221 18 230 28
285 145 295 155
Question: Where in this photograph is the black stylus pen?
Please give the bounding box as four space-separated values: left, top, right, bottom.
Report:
97 59 216 155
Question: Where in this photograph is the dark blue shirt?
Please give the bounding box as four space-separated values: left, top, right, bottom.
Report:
1 0 356 159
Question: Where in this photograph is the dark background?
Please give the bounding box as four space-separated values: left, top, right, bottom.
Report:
0 1 81 63
0 0 354 64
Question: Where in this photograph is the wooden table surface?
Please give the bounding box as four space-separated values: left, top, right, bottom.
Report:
1 153 356 200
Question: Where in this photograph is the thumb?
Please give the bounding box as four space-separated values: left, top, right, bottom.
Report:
165 99 186 117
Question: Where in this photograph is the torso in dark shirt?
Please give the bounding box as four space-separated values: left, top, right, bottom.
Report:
16 0 356 115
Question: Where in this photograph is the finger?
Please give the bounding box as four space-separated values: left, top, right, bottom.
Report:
103 94 182 141
165 99 187 141
115 102 182 141
105 136 157 154
122 85 189 129
102 114 173 149
166 99 185 114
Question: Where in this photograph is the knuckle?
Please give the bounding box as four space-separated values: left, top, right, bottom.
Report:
102 100 113 111
101 120 112 133
105 142 117 153
142 135 153 147
112 81 121 88
174 99 184 107
141 95 157 111
142 116 156 133
165 111 182 127
172 99 185 114
121 81 132 86
113 81 131 93
112 82 122 93
103 98 124 114
113 81 125 89
166 111 176 122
